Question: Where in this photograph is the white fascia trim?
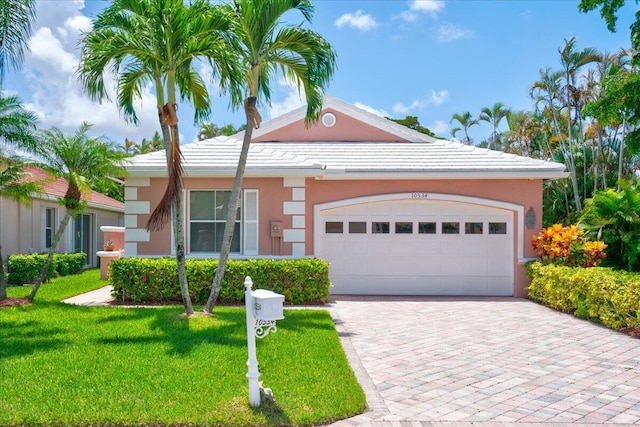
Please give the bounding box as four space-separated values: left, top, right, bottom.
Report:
316 170 569 180
127 167 323 178
313 192 527 263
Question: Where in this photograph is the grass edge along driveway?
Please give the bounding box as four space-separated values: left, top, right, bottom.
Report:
0 269 366 426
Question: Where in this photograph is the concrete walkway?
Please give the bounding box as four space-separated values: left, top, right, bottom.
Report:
327 296 640 427
62 285 114 306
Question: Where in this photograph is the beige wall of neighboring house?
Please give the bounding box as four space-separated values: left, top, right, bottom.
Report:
0 167 124 267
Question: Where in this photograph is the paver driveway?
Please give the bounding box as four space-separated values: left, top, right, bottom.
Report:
328 296 640 427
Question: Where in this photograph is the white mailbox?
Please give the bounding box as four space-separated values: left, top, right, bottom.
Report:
252 289 284 321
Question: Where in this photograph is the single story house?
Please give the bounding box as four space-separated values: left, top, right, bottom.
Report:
124 96 567 297
0 166 125 267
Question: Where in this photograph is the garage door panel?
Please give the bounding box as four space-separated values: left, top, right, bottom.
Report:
317 198 514 296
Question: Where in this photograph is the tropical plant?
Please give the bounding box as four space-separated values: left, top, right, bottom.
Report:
203 0 336 313
0 0 36 87
25 123 128 302
479 102 508 150
449 111 478 144
580 180 640 271
531 223 607 268
77 0 239 316
197 122 220 140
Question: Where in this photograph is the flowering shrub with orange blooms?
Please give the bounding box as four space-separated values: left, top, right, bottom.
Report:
532 224 607 268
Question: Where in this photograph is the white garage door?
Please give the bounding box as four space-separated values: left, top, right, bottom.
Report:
316 197 514 296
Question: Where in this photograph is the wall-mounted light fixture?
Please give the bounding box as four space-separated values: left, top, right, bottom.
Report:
525 207 536 230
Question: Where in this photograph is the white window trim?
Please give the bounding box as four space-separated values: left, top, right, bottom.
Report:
243 189 259 256
187 189 246 255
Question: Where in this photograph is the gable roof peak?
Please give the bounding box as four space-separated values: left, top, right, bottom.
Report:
251 95 438 143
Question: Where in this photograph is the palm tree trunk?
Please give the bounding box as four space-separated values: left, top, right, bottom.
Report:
29 209 72 301
157 108 194 316
203 96 257 314
617 117 626 191
172 189 193 315
0 245 7 300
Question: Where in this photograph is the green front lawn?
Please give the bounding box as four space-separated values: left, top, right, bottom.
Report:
1 270 366 426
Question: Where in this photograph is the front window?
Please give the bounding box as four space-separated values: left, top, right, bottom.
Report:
45 207 56 249
189 191 240 253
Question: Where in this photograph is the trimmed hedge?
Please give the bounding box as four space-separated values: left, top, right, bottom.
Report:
527 262 640 330
7 252 87 285
109 257 331 305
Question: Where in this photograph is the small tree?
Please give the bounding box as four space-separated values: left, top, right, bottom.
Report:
26 123 128 302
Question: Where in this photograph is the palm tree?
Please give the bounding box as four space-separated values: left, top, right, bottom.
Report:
78 0 239 316
203 0 336 313
479 102 508 150
197 122 221 140
26 123 128 302
0 0 36 87
449 111 478 144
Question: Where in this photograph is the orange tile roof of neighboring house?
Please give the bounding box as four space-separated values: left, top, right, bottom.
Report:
25 166 125 212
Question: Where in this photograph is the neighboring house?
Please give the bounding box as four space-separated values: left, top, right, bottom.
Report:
0 166 124 267
124 96 567 297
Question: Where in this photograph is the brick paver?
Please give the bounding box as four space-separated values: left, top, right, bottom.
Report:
329 296 640 426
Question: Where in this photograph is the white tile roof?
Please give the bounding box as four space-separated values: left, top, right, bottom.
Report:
126 97 567 180
127 137 567 180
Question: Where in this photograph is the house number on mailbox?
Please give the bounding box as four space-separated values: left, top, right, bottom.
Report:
411 192 428 199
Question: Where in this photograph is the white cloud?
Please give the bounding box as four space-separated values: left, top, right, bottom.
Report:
21 5 159 144
437 23 474 42
429 120 449 136
410 0 445 13
392 99 426 114
400 0 444 21
28 27 77 74
354 102 388 117
429 89 449 105
267 87 306 119
335 10 378 31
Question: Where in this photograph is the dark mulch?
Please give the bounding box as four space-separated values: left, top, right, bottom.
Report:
0 297 31 308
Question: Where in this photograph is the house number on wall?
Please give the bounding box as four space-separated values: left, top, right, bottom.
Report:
411 192 429 199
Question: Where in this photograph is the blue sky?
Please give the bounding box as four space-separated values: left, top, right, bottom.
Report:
3 0 638 146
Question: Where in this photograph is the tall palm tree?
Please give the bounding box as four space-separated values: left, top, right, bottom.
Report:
0 0 36 87
479 102 508 150
203 0 336 313
78 0 239 316
26 123 128 302
450 111 478 144
557 37 600 211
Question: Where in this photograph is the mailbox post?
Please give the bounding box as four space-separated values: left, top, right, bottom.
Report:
244 276 284 407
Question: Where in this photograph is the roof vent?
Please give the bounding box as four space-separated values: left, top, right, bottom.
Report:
322 112 336 127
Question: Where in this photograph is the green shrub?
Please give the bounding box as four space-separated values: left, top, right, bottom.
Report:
109 257 331 305
54 252 86 276
7 252 87 285
528 262 640 330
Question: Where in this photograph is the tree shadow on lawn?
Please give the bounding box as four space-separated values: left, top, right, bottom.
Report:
95 307 246 356
0 318 69 360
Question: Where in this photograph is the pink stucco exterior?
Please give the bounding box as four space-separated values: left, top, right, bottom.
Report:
124 97 565 297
